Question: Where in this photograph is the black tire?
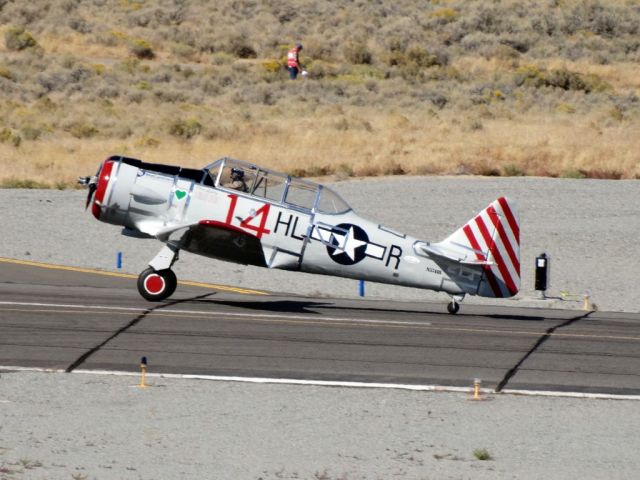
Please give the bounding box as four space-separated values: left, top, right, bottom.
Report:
137 267 177 302
447 301 460 314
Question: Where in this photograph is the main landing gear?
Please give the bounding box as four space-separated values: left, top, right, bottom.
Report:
447 294 465 315
137 267 177 301
136 243 181 302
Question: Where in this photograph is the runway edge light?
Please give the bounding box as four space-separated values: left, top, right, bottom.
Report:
138 356 148 388
473 378 482 400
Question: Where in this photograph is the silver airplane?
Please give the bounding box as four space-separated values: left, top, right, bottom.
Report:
80 155 520 313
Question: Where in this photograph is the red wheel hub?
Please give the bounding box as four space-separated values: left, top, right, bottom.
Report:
144 274 165 294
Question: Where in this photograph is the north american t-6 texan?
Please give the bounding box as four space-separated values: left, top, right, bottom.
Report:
79 155 520 314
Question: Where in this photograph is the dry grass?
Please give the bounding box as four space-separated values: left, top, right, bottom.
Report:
0 0 639 187
3 109 638 186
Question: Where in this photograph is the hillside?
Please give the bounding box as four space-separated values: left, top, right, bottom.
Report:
1 0 639 187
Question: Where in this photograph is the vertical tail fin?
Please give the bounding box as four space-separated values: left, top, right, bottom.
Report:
439 197 520 298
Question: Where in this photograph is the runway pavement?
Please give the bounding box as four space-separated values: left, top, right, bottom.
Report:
1 259 639 396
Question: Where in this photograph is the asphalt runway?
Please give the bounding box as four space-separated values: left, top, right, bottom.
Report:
1 259 639 396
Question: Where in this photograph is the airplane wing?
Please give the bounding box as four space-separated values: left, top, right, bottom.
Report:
187 220 267 267
140 220 267 267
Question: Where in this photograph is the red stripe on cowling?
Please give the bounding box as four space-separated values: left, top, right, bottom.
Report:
475 215 518 296
463 223 502 297
497 197 519 245
92 160 114 220
487 206 520 276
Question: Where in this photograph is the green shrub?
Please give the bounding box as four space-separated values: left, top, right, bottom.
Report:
291 165 334 177
67 122 98 138
343 42 372 65
91 63 106 75
34 97 57 112
5 26 38 51
0 65 14 80
608 105 624 122
431 8 459 23
261 59 283 73
171 42 198 61
583 169 623 180
211 52 234 65
227 35 257 59
514 65 546 88
477 165 501 176
135 80 151 90
561 169 586 179
128 39 155 59
0 128 12 142
555 102 576 114
307 60 339 79
0 178 49 189
169 118 202 139
134 136 161 148
473 448 493 461
21 126 42 141
0 128 21 146
119 58 141 74
382 162 405 175
503 164 526 176
406 45 446 68
515 66 612 93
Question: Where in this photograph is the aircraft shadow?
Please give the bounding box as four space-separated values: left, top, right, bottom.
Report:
193 299 332 315
188 298 548 321
487 313 545 321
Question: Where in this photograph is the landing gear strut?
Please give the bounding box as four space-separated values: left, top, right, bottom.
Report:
447 294 465 315
137 267 177 301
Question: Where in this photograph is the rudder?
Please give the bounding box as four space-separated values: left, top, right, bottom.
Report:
440 197 520 298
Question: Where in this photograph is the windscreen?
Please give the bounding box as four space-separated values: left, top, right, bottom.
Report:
317 186 351 214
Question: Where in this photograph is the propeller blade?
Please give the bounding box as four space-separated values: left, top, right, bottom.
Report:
79 165 102 210
85 182 97 209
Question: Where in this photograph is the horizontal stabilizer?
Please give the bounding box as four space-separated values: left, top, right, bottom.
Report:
417 243 494 266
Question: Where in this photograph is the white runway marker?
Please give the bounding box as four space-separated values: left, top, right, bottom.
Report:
1 366 639 401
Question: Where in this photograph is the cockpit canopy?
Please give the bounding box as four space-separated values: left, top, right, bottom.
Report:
205 157 351 215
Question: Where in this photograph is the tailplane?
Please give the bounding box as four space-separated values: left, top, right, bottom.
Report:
426 197 520 298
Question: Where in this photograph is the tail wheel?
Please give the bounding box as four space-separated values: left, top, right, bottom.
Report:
137 267 177 302
447 301 460 315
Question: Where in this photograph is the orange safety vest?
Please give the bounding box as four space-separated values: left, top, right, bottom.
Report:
287 48 299 68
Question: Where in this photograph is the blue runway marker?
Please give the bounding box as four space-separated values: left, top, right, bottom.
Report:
359 279 365 297
117 251 122 269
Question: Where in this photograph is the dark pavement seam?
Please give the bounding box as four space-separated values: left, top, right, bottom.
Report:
494 310 594 392
65 293 214 372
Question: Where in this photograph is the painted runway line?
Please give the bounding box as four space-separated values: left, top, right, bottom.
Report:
0 300 433 328
1 366 639 401
3 300 640 341
0 257 267 295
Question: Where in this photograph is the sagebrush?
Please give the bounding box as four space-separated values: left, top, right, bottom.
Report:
0 0 639 187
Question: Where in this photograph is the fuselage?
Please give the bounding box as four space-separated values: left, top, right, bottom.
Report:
90 155 508 298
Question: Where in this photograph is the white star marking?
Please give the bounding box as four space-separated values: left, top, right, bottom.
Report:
331 226 367 261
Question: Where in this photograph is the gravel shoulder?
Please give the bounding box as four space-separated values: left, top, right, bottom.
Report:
1 371 639 480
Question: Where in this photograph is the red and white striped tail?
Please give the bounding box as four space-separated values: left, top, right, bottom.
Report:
444 197 520 298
